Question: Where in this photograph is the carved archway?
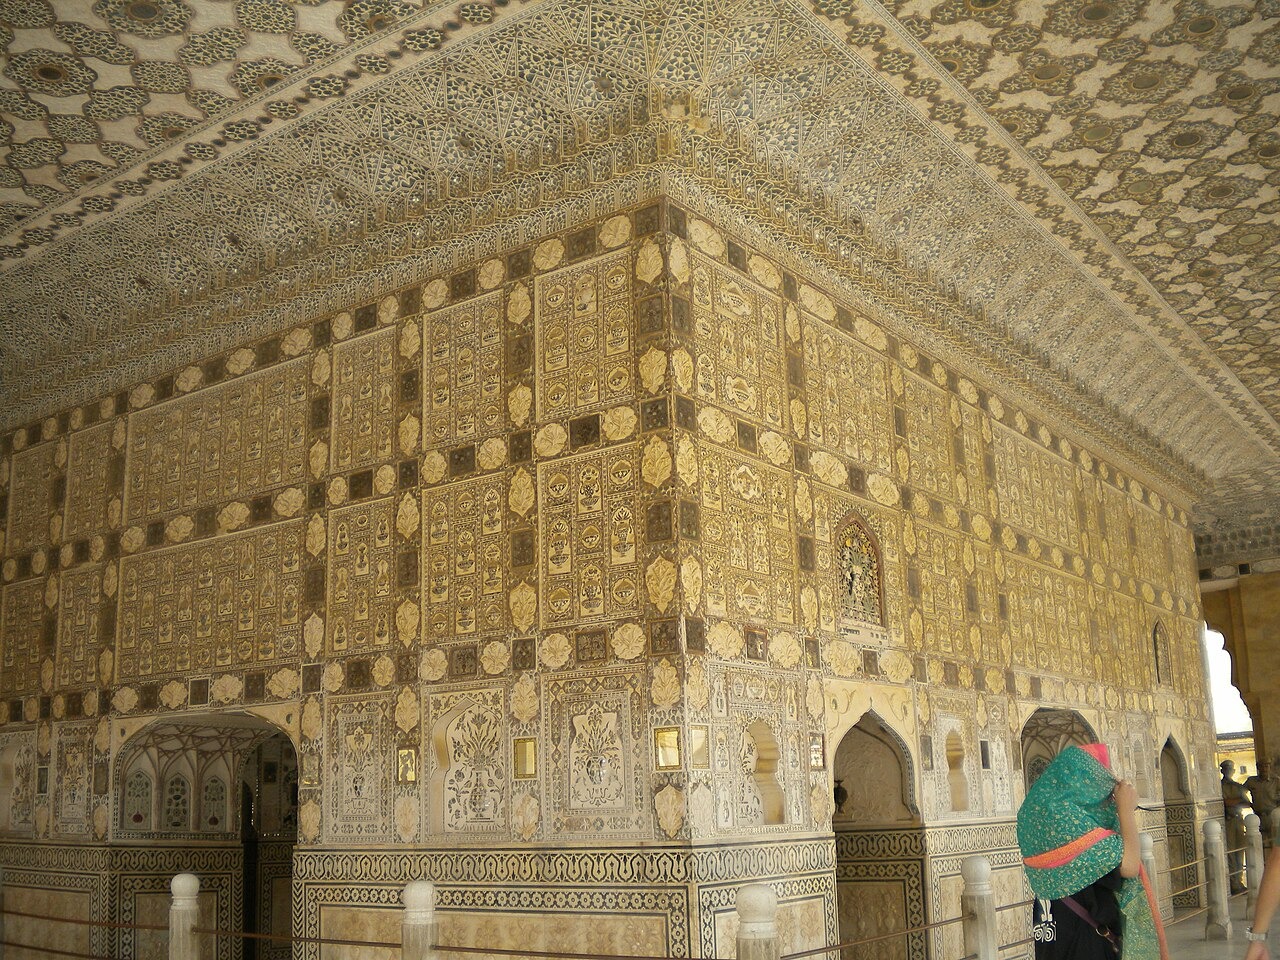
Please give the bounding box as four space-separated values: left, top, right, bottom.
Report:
1160 736 1200 909
830 711 923 960
114 713 298 960
1019 708 1097 791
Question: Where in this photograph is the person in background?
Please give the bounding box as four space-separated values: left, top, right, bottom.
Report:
1246 759 1280 848
1244 845 1280 959
1225 760 1252 893
1018 743 1168 959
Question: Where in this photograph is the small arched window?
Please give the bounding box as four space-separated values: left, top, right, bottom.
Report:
163 775 190 830
1152 621 1172 686
201 776 226 830
124 770 152 831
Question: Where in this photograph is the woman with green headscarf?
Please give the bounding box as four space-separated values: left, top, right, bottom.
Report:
1017 744 1169 959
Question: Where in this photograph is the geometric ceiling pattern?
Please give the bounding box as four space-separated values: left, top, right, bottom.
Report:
1 0 1277 557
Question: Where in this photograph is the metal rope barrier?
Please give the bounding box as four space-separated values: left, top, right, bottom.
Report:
780 912 968 958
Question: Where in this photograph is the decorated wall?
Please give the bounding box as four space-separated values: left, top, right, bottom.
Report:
0 194 1215 958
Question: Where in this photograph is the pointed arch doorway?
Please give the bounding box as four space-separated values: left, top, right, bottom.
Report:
830 711 924 960
114 713 298 960
1160 737 1200 909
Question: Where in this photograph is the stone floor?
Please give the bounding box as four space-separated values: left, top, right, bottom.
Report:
1164 891 1256 960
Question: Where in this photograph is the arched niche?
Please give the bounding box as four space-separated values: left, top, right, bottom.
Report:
427 697 506 835
1160 736 1200 909
114 712 293 839
831 712 917 825
830 711 925 960
833 511 886 632
1152 620 1172 687
743 720 785 826
1020 708 1097 791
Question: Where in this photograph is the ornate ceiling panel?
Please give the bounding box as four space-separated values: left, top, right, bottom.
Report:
0 0 1278 547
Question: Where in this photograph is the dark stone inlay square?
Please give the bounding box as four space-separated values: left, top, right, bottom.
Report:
450 645 478 678
138 685 159 711
73 539 90 563
646 501 673 542
798 535 815 571
507 334 532 372
203 358 225 384
745 626 767 661
313 318 331 348
399 286 422 316
310 395 330 430
449 269 476 300
399 460 418 488
154 375 174 402
195 507 217 537
346 659 371 690
567 226 597 260
675 395 696 429
650 619 680 656
787 352 804 386
507 248 531 279
668 205 687 238
848 465 865 495
354 303 377 331
685 617 705 653
637 296 665 333
509 431 532 463
805 637 819 669
397 549 418 587
146 520 164 546
349 470 374 500
449 445 476 476
400 369 420 403
510 529 535 568
736 420 757 452
189 678 210 705
635 204 660 235
304 567 326 605
576 629 607 662
671 296 690 334
301 665 322 694
942 660 959 686
512 637 536 671
641 398 669 432
308 483 325 510
250 495 272 523
782 272 797 301
258 338 281 365
726 240 747 271
679 500 700 540
569 414 600 449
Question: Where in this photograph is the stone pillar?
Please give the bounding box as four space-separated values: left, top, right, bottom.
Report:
1246 814 1264 910
960 856 997 960
402 880 437 960
735 884 780 960
168 873 200 960
1139 833 1157 899
1202 819 1232 939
